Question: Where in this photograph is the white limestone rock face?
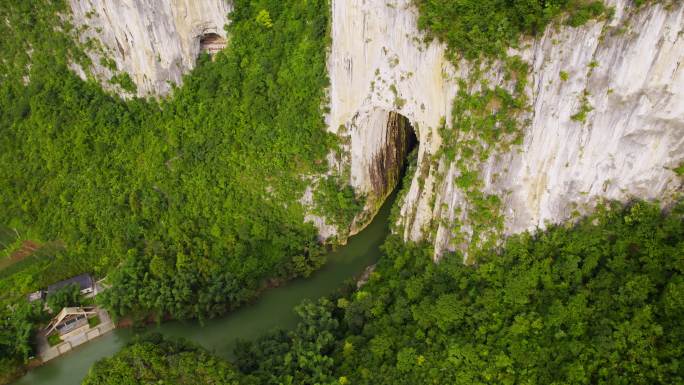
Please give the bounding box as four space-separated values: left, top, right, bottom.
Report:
70 0 684 257
329 0 684 258
497 1 684 235
69 0 232 96
326 0 460 239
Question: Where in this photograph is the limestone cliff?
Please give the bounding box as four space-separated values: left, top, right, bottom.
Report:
69 0 231 96
329 0 684 259
70 0 684 260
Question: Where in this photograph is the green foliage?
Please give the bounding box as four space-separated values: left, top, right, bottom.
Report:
82 334 241 385
236 200 684 384
414 0 611 60
566 1 610 27
1 0 334 325
559 70 569 81
674 162 684 176
631 0 659 6
47 334 62 347
313 176 365 235
46 283 83 313
0 358 23 385
88 315 101 328
98 57 117 71
389 84 406 109
255 10 274 28
108 73 137 93
0 301 43 371
571 91 593 123
234 298 339 384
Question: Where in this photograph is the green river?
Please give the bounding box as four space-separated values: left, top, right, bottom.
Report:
13 191 397 385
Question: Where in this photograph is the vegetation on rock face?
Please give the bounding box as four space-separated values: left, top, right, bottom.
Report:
0 0 338 375
87 199 684 384
673 162 684 176
437 58 528 260
414 0 611 61
313 176 366 237
411 0 617 257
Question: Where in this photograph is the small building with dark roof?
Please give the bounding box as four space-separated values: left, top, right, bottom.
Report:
27 290 45 302
47 274 95 296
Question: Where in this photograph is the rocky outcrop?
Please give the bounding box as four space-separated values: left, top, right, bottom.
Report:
69 0 684 261
329 0 684 259
69 0 231 96
327 0 461 238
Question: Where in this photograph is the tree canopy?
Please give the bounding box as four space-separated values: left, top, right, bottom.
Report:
235 200 684 384
0 0 339 377
86 199 684 384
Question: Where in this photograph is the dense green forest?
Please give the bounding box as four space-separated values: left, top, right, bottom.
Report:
1 0 679 383
85 200 684 384
82 334 241 385
0 0 338 378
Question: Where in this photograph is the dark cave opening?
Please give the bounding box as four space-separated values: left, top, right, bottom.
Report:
369 111 418 203
392 111 418 184
199 32 227 55
397 112 418 167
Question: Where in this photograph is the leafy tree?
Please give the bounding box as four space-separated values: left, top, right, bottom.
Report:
82 334 242 385
0 301 42 382
233 200 684 385
46 283 82 313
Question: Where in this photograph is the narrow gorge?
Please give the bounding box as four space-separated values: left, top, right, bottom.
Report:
1 0 682 384
69 0 684 259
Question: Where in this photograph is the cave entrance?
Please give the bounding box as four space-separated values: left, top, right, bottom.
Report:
199 32 227 55
369 111 418 204
390 111 418 178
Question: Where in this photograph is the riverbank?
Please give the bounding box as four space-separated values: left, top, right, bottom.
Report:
10 190 398 385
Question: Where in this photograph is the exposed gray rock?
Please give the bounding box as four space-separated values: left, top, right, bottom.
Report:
69 0 231 96
328 0 684 259
69 0 684 261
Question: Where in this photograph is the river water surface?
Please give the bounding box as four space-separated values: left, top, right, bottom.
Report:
13 191 397 385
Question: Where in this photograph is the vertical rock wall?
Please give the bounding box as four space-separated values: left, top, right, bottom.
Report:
67 0 684 259
69 0 232 96
329 0 684 258
327 0 461 238
346 110 416 233
366 111 416 206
